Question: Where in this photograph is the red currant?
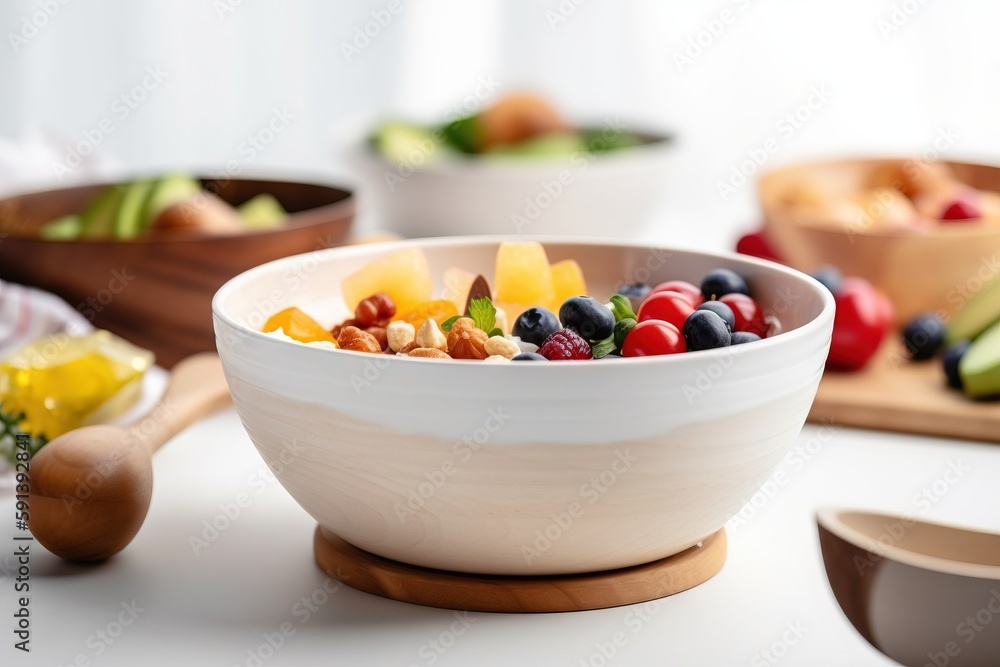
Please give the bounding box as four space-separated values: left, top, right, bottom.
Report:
637 291 695 330
621 320 686 357
718 293 767 337
651 280 702 307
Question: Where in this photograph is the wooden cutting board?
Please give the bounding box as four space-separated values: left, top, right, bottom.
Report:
809 339 1000 443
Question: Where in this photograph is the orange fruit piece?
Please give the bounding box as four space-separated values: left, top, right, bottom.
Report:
478 93 566 150
494 241 554 311
341 247 433 316
550 259 587 312
263 307 336 345
398 299 459 331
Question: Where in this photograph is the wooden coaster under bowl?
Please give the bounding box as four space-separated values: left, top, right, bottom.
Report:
313 526 727 613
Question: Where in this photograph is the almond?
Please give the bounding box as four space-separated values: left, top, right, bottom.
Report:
337 326 381 353
408 347 451 359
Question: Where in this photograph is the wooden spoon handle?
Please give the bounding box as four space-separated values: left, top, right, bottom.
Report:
128 352 232 454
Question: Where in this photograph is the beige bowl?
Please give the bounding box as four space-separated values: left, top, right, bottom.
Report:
818 509 1000 667
760 159 1000 324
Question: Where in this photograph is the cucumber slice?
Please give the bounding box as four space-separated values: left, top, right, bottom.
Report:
141 174 201 229
237 193 287 230
79 185 127 239
959 321 1000 399
39 215 82 240
373 121 442 164
115 180 156 239
947 275 1000 344
485 132 587 158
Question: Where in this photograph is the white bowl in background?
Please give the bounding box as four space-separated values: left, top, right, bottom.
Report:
347 130 675 238
213 237 833 576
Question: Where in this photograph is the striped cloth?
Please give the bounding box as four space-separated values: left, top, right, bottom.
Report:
0 279 92 359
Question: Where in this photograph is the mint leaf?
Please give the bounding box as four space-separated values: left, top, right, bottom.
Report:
468 296 497 333
488 327 503 338
590 336 616 359
609 294 637 322
614 318 637 349
440 316 461 332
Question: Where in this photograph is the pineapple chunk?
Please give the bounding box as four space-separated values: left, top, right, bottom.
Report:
493 242 554 310
550 259 587 312
341 247 433 316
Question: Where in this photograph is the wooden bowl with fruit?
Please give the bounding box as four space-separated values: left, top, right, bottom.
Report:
0 175 354 368
759 158 1000 325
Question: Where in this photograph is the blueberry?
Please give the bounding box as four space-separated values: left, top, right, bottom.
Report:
811 265 842 296
942 340 970 389
512 352 548 361
682 310 731 351
559 296 615 342
616 282 651 312
696 301 735 331
512 307 560 346
903 313 946 360
701 268 750 300
731 331 762 345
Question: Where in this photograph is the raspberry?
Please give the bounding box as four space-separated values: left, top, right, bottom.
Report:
537 329 593 361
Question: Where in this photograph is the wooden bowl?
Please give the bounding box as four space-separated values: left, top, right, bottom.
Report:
760 159 1000 324
818 509 1000 667
0 177 354 368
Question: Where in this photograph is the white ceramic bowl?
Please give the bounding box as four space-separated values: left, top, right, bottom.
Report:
348 130 674 238
213 237 833 576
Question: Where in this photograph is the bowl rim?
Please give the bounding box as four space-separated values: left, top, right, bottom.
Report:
760 156 1000 240
0 174 356 245
212 235 835 368
817 507 1000 580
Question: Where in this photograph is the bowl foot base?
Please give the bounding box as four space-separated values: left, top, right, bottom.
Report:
313 526 727 613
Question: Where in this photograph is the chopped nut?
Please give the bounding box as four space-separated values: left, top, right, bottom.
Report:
397 341 419 355
330 318 357 339
408 347 451 359
354 293 396 326
366 326 388 350
447 317 489 360
415 318 447 351
484 354 511 363
386 320 416 352
337 326 382 353
484 335 519 359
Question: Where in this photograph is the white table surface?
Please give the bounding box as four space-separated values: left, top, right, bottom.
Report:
4 216 1000 667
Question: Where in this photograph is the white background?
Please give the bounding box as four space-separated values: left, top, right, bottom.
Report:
3 0 1000 247
2 2 1000 666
